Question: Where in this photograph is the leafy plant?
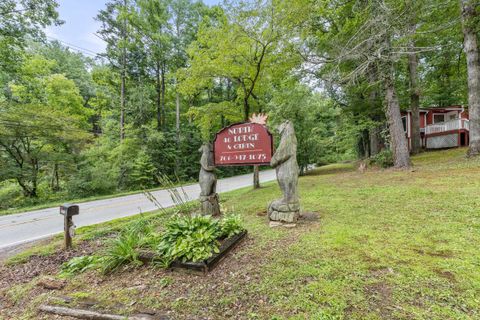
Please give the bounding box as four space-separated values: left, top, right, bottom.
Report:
219 213 244 238
59 255 101 277
100 219 154 274
101 232 143 274
369 149 394 168
157 215 222 264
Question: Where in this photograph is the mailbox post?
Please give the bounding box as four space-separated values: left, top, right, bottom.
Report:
60 204 79 250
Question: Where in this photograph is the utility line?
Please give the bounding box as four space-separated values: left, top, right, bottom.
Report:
45 36 101 57
46 36 99 55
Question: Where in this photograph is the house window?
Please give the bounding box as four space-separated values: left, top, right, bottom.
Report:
433 114 445 124
402 116 407 133
448 113 458 121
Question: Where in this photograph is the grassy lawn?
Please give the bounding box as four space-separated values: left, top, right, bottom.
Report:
1 148 479 319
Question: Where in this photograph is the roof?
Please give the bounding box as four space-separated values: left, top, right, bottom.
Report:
404 105 465 113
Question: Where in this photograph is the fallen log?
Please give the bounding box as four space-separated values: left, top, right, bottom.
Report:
38 305 155 320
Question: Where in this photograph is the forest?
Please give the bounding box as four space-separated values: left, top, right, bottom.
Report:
0 0 479 212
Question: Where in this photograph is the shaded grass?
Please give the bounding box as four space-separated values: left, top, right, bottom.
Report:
2 148 480 319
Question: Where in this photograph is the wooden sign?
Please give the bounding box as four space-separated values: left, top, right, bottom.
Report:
214 119 273 166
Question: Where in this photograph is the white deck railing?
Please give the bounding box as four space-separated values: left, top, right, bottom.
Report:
425 118 469 135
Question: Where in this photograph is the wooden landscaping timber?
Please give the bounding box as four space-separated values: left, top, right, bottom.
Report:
170 229 248 273
38 305 154 320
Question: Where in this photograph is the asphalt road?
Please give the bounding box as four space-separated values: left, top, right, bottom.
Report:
0 169 276 250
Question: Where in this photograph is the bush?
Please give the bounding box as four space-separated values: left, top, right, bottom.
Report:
101 219 154 274
0 181 22 211
101 232 143 274
369 149 394 168
156 213 245 265
219 213 243 238
66 161 117 197
157 215 222 265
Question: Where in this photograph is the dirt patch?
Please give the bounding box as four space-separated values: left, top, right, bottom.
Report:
299 211 320 222
364 281 393 317
413 248 454 258
0 239 104 290
368 267 395 277
434 269 456 282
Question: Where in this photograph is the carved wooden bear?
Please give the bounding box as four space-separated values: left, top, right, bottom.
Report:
268 120 300 222
198 143 220 216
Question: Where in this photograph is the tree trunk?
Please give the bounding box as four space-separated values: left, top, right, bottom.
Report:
362 129 370 158
160 61 166 130
243 97 250 123
51 163 60 192
242 97 259 189
253 166 260 189
369 126 381 156
367 65 382 156
385 72 411 168
17 178 37 198
120 0 127 141
175 90 181 175
120 67 126 141
39 304 151 320
155 62 161 130
460 0 480 156
408 23 421 154
176 91 180 143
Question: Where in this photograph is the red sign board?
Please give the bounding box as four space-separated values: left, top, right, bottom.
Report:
214 122 273 166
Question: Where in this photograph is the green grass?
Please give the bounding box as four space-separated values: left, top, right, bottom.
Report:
3 148 480 319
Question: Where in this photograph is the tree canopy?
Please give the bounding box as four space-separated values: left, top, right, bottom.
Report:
0 0 478 209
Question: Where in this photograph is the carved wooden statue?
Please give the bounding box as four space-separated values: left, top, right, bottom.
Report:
268 120 300 222
199 143 220 216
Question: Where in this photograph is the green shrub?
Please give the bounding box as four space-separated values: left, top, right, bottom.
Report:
157 214 245 265
100 219 154 274
369 149 393 168
219 214 243 238
0 181 22 211
157 215 222 264
101 232 143 274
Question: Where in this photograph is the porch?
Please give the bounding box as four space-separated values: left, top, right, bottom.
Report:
425 118 469 135
424 118 469 149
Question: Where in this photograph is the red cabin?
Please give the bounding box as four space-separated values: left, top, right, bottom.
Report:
401 105 469 149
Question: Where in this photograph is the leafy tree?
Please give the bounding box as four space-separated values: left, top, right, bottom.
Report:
35 41 96 104
134 0 171 130
0 55 90 197
0 0 62 79
268 81 347 173
97 0 141 140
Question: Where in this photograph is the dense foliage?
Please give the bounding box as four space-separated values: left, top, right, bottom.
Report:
1 0 479 210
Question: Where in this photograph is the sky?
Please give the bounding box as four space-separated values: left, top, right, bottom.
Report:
45 0 222 57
